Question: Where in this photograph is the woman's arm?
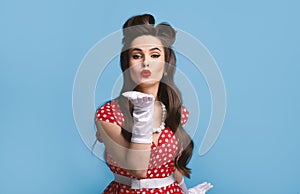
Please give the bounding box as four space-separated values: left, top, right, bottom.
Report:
95 92 155 178
95 120 151 178
174 169 184 183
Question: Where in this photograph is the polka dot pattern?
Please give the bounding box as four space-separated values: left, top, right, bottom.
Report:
181 105 189 127
95 101 124 126
95 101 188 193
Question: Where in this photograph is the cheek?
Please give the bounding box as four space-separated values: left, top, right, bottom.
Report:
151 64 165 80
153 60 165 73
156 64 164 72
129 65 140 83
129 58 139 67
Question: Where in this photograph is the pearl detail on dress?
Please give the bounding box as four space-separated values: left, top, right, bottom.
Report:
153 102 166 133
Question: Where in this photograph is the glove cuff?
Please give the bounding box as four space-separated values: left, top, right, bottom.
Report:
131 136 152 144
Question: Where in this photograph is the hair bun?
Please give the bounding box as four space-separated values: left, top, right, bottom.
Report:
156 23 176 47
121 14 176 47
123 14 155 29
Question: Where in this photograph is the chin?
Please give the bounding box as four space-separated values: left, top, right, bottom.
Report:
136 79 160 87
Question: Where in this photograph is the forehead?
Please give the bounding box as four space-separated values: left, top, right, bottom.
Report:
130 35 163 49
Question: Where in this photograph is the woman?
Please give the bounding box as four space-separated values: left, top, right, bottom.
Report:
95 14 213 193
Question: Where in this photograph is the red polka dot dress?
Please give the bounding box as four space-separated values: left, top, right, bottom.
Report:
95 100 189 194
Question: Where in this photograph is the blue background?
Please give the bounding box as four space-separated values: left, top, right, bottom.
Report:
1 0 299 193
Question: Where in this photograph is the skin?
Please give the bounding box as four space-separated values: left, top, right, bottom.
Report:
129 35 165 95
95 35 184 181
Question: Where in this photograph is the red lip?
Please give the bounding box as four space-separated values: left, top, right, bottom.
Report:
141 70 151 77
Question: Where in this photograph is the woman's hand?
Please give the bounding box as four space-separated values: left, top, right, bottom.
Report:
187 182 213 194
122 91 155 144
122 91 154 108
175 169 213 194
96 130 103 143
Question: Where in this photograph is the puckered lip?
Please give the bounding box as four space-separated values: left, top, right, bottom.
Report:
141 70 151 77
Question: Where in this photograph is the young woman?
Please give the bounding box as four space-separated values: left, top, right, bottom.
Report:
95 14 213 194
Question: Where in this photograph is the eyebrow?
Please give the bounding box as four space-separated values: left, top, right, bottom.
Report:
130 47 162 52
149 47 161 52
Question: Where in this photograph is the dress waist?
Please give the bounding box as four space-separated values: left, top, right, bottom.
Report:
114 173 176 189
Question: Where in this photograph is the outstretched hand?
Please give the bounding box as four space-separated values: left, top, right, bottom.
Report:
122 91 154 109
188 182 213 194
122 91 155 144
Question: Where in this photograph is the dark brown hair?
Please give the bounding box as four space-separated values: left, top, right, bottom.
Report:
115 14 194 178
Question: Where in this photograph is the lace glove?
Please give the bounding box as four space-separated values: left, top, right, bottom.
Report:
122 91 155 144
179 178 213 194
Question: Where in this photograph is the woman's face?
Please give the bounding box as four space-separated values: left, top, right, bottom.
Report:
128 35 165 87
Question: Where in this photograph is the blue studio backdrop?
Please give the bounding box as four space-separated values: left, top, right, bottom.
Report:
0 0 299 194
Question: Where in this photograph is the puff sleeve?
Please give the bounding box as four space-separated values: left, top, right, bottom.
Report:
95 101 124 127
181 105 189 127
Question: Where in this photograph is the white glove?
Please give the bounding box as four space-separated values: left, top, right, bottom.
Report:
122 91 155 144
179 178 213 194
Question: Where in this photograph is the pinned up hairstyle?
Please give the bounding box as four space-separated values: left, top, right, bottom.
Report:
116 14 194 178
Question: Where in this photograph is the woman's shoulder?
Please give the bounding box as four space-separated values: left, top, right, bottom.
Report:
95 100 124 126
181 104 189 127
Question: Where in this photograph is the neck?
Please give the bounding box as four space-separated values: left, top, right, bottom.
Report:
137 83 160 100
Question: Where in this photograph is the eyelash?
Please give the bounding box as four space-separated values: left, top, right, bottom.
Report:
132 54 142 59
131 53 161 59
151 54 160 58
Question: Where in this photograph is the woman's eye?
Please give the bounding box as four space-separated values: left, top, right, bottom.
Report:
132 54 142 59
151 54 160 58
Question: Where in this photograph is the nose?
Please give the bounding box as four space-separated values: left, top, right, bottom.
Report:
142 63 150 68
142 55 151 68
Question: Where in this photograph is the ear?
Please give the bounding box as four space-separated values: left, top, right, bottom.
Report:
164 63 169 76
